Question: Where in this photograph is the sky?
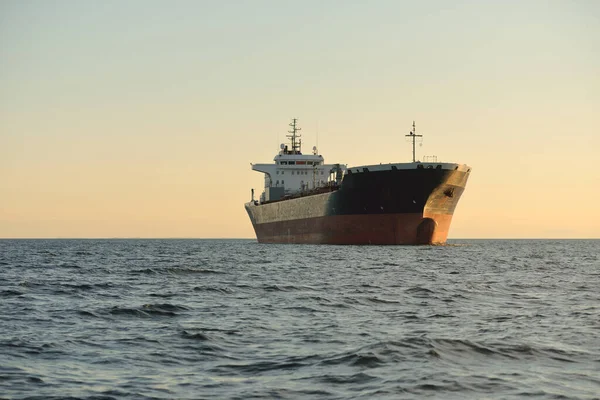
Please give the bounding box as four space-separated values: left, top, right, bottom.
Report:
1 0 599 239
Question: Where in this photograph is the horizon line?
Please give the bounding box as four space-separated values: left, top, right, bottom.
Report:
0 237 598 240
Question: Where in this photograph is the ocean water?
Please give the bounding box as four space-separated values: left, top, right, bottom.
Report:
0 239 598 400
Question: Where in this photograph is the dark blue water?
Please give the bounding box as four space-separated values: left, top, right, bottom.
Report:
1 239 598 399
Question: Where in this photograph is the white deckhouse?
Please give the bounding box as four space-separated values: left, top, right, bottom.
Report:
250 119 346 203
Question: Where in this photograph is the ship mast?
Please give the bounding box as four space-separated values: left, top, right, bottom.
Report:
287 118 302 154
405 121 422 162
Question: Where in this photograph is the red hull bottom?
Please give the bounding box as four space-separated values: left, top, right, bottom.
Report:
252 213 454 245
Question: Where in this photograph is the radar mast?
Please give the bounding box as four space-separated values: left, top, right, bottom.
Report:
287 118 302 154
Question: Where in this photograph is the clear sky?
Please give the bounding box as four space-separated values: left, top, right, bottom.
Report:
1 0 599 238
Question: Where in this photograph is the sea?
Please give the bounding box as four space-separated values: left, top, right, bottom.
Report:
0 239 598 400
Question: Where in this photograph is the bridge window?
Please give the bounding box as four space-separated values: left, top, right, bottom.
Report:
280 161 287 165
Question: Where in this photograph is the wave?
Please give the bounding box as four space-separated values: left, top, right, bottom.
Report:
181 327 240 336
417 338 594 363
274 337 596 372
181 330 211 341
261 284 304 292
74 251 94 256
131 267 225 275
147 292 178 298
405 286 435 296
282 305 321 313
108 303 190 317
193 286 234 294
61 282 117 291
77 310 102 318
365 296 401 304
57 262 81 269
211 354 320 375
322 352 385 368
0 289 24 297
316 371 377 384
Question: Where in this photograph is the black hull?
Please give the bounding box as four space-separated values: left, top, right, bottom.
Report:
246 165 470 244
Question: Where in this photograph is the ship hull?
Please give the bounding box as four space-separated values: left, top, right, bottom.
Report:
245 163 470 245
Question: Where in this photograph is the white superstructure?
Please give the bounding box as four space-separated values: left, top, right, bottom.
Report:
250 119 346 203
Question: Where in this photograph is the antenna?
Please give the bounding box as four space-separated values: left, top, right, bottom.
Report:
316 120 319 153
287 118 302 154
405 120 423 162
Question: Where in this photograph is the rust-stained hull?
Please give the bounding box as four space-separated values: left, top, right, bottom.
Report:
245 164 470 245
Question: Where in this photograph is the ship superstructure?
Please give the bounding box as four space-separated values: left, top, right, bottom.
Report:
250 119 346 202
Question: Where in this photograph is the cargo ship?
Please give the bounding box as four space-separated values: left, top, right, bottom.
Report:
245 119 470 244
